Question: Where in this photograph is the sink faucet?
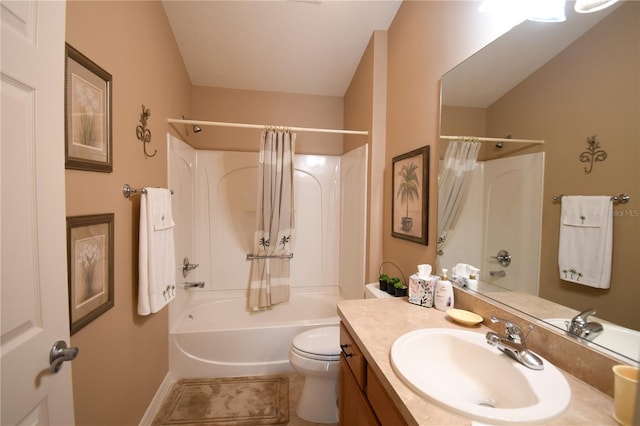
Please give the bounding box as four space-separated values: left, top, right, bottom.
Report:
486 317 544 370
566 308 603 341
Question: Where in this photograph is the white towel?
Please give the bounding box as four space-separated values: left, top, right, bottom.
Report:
138 188 176 315
558 195 612 288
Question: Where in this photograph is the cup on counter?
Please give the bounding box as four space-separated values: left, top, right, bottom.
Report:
612 365 638 426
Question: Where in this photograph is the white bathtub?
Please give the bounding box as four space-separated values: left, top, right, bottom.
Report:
169 290 341 379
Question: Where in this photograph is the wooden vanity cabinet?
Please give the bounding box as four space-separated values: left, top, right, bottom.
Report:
339 323 407 426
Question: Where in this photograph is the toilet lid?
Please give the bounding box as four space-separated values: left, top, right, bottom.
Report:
292 326 340 357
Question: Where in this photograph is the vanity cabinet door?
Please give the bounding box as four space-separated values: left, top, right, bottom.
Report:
340 323 365 389
340 356 379 426
366 365 407 426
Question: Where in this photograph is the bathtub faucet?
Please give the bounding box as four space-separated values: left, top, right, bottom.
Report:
184 281 205 289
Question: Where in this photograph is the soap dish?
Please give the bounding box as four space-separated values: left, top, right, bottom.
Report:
446 308 483 326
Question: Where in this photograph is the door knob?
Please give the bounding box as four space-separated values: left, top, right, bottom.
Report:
49 340 79 373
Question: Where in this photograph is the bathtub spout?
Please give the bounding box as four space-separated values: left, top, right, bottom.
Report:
184 281 205 289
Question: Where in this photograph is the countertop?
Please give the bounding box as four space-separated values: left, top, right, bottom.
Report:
337 297 617 425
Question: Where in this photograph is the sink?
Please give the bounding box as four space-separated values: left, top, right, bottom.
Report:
545 318 640 364
390 328 571 424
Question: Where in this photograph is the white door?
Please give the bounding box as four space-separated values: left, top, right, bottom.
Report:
1 1 75 424
481 153 545 295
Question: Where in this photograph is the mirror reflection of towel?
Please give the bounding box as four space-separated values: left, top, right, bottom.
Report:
138 188 176 315
558 196 612 288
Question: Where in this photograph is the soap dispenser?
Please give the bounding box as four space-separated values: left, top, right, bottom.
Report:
434 268 454 311
467 267 479 291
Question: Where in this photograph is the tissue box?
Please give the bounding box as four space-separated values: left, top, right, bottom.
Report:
408 274 437 308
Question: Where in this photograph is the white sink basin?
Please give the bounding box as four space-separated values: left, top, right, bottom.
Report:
390 328 571 424
545 318 640 364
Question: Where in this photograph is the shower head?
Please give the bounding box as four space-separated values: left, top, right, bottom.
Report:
183 115 202 133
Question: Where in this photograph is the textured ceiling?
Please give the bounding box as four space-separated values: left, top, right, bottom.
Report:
162 0 402 97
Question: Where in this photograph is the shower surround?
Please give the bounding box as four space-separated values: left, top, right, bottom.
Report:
167 134 367 378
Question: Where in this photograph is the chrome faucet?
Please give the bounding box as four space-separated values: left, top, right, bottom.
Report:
566 308 603 341
486 316 544 370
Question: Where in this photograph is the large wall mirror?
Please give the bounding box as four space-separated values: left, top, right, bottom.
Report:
439 1 639 364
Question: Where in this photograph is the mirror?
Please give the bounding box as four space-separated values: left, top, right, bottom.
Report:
439 2 639 364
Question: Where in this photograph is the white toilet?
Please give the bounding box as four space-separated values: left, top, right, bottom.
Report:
289 326 341 423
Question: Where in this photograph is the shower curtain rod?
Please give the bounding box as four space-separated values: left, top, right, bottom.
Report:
167 118 369 136
440 135 544 144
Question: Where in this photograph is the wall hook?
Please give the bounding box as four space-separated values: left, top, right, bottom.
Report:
136 104 157 158
579 135 606 174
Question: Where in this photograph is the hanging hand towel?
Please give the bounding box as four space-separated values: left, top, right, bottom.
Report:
138 188 176 315
558 195 612 288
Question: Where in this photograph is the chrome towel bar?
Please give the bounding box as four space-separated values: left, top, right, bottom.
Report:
552 193 630 204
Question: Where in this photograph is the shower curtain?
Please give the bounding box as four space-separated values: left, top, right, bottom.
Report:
248 129 296 311
437 140 481 256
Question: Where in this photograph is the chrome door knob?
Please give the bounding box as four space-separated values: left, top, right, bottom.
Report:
49 340 79 373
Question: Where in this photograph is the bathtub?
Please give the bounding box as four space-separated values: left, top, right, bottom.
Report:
169 290 341 379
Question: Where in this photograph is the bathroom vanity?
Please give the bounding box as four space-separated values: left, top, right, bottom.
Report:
337 297 619 425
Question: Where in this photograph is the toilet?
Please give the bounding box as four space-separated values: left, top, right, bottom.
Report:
289 326 341 423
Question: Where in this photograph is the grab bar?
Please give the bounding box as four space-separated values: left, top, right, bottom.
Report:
246 253 294 260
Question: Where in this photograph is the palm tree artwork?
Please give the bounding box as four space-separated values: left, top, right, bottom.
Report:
397 162 420 232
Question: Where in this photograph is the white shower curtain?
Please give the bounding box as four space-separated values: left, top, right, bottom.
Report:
437 140 481 256
248 129 296 311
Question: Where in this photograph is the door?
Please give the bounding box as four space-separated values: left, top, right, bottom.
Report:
481 153 544 295
1 1 75 424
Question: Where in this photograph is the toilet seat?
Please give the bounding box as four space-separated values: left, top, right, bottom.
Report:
291 326 340 361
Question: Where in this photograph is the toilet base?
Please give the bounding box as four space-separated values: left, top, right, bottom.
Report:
296 375 339 424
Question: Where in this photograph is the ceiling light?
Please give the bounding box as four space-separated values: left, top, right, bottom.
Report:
574 0 620 13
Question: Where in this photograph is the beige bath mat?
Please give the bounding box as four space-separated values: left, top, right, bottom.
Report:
152 375 289 426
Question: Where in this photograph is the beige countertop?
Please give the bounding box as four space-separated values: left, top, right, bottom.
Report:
337 297 617 425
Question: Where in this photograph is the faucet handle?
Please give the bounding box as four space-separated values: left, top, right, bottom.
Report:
573 308 596 324
491 316 522 337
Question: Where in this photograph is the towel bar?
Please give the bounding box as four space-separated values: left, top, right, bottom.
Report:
246 253 294 260
552 193 630 204
123 183 174 198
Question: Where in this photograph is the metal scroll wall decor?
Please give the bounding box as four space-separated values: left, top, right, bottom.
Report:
579 134 606 174
136 104 157 158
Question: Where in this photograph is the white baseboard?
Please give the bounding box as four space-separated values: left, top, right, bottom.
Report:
138 372 175 426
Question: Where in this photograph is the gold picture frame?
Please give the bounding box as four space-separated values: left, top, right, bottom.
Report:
67 214 114 334
65 43 112 172
392 146 429 245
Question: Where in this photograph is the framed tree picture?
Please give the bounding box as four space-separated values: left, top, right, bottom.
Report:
392 146 429 245
67 214 114 334
65 43 113 172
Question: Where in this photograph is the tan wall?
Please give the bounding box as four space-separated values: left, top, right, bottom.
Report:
344 31 388 283
65 1 192 424
190 86 344 155
384 1 518 278
487 3 639 329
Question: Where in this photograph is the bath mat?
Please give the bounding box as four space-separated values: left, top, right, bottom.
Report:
152 375 289 426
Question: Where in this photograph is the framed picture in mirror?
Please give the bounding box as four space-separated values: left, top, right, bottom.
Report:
392 146 429 245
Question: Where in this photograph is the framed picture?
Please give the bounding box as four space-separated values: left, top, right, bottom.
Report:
65 43 112 172
67 214 114 334
392 146 429 245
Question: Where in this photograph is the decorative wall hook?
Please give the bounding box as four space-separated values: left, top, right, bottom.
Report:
136 104 157 158
579 135 606 174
